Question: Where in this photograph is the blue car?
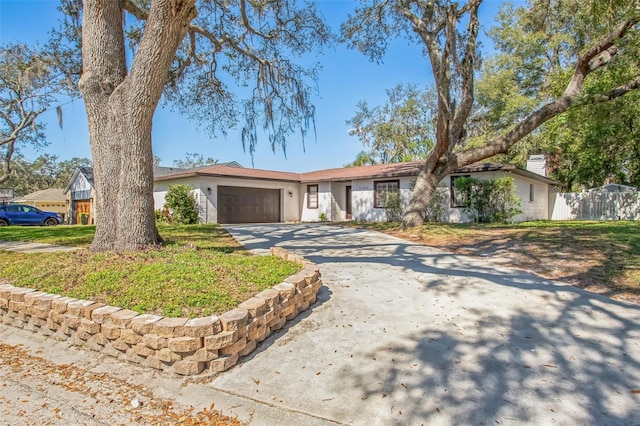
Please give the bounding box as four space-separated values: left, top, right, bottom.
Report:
0 204 63 226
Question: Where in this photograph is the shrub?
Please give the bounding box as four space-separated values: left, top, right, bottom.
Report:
454 176 521 223
385 191 403 222
163 184 199 224
155 206 171 223
423 187 449 223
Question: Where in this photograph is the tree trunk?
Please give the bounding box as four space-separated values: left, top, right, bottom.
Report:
402 160 453 228
80 0 195 251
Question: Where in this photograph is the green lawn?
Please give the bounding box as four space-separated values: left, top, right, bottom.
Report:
342 220 640 301
0 224 96 247
0 224 299 317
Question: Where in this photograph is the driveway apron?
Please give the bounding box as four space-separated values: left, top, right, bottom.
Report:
211 224 640 425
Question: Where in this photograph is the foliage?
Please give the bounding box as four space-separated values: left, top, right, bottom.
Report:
155 207 170 223
453 177 521 223
54 0 333 251
0 43 77 184
475 0 640 190
0 224 300 317
345 150 377 167
346 83 435 164
423 187 449 223
3 154 90 196
384 191 403 222
318 212 328 222
105 0 334 156
342 0 640 227
163 184 199 225
173 152 218 169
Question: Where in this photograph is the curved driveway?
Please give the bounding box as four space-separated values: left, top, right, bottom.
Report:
211 224 640 425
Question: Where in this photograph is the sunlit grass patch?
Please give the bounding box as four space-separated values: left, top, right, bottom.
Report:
0 224 300 317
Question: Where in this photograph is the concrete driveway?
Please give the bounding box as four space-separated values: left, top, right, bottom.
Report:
210 223 640 425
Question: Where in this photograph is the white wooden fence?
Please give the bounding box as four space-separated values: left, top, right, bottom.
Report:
550 191 640 220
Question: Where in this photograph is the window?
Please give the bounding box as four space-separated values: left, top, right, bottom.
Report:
374 180 400 208
450 175 470 208
307 185 318 209
529 183 535 202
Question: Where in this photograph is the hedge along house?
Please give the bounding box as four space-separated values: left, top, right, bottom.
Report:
153 160 560 224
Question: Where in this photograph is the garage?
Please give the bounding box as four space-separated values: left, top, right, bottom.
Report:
217 186 281 224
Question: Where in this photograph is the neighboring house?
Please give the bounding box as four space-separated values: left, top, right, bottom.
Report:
64 166 96 225
10 188 67 219
153 160 560 224
64 165 189 224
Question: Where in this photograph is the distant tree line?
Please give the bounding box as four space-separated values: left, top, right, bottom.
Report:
2 154 90 196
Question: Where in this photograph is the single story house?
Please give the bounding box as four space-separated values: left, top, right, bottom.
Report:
153 160 560 224
10 188 67 219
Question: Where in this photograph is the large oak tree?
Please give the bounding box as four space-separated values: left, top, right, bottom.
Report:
71 0 330 251
343 0 640 227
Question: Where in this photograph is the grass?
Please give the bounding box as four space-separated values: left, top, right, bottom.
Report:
0 224 300 318
0 225 96 247
341 220 640 303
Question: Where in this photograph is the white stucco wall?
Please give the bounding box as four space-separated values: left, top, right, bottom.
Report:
153 176 203 220
444 172 551 223
300 182 332 222
153 170 552 224
154 176 300 223
351 177 413 222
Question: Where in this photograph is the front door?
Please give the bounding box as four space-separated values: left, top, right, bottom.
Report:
74 200 91 225
346 186 352 219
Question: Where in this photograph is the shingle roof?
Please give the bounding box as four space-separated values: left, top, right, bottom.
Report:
152 166 187 177
78 166 94 185
299 162 422 182
153 160 560 185
154 164 300 182
451 162 560 185
11 188 66 203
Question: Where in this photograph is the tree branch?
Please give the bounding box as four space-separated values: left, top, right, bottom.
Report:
239 0 274 40
0 108 44 147
0 140 16 184
565 15 639 96
450 0 480 144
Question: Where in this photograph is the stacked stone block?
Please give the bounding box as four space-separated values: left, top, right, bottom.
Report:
0 248 321 376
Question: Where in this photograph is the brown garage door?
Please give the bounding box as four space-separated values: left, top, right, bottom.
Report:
217 186 281 224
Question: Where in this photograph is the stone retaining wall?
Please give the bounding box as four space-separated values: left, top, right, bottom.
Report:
0 247 321 376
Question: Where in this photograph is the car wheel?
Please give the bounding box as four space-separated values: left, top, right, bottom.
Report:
0 219 7 226
44 218 58 226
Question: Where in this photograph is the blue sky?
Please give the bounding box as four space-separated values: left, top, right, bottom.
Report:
0 0 518 172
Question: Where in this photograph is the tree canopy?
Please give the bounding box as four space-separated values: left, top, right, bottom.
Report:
3 154 90 196
343 0 640 227
473 0 640 190
346 83 435 164
173 152 218 169
0 43 76 184
58 0 332 251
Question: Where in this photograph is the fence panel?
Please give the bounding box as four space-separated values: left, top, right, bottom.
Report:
550 192 640 220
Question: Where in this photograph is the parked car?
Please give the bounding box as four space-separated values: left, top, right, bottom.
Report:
0 204 63 226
